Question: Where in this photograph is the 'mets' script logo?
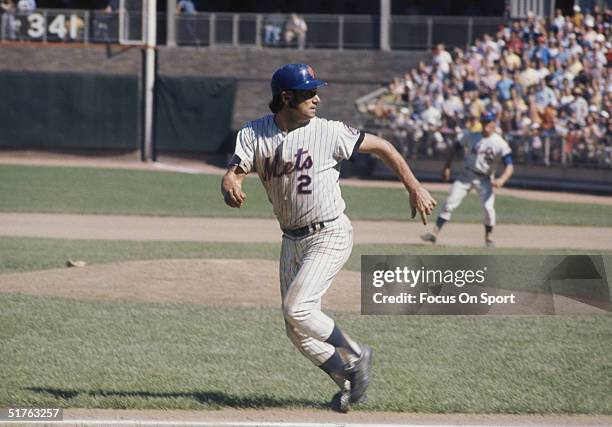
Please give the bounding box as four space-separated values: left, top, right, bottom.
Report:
262 148 313 181
262 147 314 195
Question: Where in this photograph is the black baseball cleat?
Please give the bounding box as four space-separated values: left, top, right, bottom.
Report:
420 232 437 244
330 379 351 413
346 344 373 404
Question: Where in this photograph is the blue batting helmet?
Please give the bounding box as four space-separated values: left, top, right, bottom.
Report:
481 111 497 123
271 64 327 96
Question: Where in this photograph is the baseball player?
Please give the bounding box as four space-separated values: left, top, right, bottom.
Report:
221 63 436 412
421 111 514 247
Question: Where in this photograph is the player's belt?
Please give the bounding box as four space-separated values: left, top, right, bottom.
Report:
282 217 339 238
467 167 488 177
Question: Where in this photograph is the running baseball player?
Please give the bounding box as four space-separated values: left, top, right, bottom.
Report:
421 111 514 247
221 63 436 412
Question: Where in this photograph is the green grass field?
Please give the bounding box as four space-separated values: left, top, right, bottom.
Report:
1 164 612 226
1 163 611 415
1 295 610 414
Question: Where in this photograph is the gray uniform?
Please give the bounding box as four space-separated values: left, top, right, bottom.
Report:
439 131 512 226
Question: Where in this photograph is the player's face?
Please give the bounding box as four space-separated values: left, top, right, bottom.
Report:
290 89 320 119
482 120 496 136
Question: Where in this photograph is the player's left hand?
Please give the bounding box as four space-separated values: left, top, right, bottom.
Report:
409 186 437 225
492 179 504 189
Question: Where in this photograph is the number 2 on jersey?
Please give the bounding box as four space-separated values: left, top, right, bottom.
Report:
297 175 312 194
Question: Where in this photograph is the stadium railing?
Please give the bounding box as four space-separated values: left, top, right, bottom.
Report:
0 10 503 50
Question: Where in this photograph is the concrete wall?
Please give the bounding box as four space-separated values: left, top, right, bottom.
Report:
156 47 428 127
0 43 142 75
0 44 427 128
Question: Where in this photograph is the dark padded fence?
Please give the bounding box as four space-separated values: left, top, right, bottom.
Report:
155 76 236 153
0 71 236 153
0 71 139 150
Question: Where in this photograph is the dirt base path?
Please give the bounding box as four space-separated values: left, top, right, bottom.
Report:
2 213 612 250
61 408 612 426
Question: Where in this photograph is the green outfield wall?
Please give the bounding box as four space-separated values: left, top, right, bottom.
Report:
0 71 236 153
0 71 139 150
155 76 235 153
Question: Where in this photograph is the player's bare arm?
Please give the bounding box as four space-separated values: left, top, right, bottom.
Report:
359 133 437 224
492 164 514 188
221 165 247 208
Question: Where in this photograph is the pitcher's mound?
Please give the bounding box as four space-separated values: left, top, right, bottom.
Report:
0 259 362 311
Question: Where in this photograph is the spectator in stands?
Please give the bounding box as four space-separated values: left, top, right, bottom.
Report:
421 98 441 128
16 0 34 12
518 59 540 88
572 5 584 28
540 102 557 137
531 35 551 65
1 0 17 40
358 8 610 168
104 0 118 12
552 8 565 33
482 64 501 92
433 43 453 77
442 87 463 119
570 87 589 126
94 0 118 42
176 0 195 14
176 0 197 45
496 68 514 101
466 89 485 121
503 45 522 70
535 78 557 108
284 13 307 50
263 11 283 46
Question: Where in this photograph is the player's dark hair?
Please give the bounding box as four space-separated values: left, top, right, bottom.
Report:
269 89 314 112
269 95 285 113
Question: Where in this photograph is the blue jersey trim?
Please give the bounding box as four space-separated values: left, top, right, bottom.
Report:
350 131 366 158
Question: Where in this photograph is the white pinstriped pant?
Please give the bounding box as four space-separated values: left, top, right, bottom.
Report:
280 214 353 366
439 172 496 226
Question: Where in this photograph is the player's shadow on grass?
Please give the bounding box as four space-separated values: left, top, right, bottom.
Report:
25 387 325 409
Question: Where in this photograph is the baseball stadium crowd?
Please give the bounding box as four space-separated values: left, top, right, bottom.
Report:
359 6 612 168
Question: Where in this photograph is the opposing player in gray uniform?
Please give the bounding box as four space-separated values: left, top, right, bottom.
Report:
421 111 514 247
221 63 437 412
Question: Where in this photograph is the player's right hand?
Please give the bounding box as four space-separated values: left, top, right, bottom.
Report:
223 187 246 208
221 172 246 208
441 167 451 181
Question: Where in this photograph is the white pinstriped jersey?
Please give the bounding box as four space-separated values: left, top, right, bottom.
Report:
460 132 512 176
232 115 363 230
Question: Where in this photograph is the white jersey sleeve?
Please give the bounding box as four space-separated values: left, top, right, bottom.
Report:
231 124 256 173
333 122 364 161
499 137 512 158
